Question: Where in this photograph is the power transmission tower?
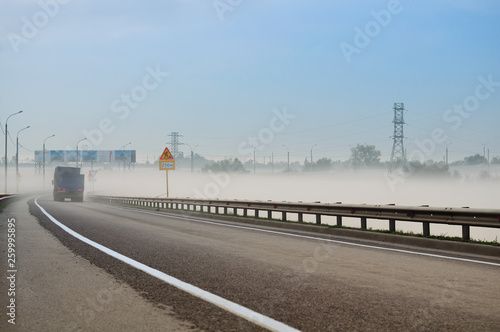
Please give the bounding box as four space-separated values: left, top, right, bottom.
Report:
167 132 184 158
389 103 406 172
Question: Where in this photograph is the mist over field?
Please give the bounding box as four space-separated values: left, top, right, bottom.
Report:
10 163 499 241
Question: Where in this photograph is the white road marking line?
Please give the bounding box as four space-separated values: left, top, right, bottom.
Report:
34 198 300 332
100 203 500 268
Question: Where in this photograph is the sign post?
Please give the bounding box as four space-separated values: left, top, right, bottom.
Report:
159 147 175 197
88 170 98 193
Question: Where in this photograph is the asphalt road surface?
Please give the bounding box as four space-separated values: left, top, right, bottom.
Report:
2 194 500 331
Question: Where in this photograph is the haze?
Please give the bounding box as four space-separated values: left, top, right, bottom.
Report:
1 1 499 240
8 163 500 242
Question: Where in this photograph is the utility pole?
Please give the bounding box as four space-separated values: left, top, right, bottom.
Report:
445 143 451 165
271 152 274 173
310 144 316 172
282 145 289 173
186 144 198 173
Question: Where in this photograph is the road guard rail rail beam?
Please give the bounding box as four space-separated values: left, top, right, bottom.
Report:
88 195 500 241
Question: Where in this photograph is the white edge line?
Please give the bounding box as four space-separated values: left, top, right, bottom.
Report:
34 197 301 332
101 203 500 268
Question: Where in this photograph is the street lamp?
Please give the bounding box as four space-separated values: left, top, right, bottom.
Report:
253 145 261 174
119 142 132 169
310 144 317 172
282 145 289 173
16 126 30 193
76 138 87 167
43 134 55 188
186 144 198 173
119 142 132 150
4 110 23 192
445 142 452 165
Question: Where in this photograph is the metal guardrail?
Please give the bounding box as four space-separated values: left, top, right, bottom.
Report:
88 195 500 241
0 194 15 211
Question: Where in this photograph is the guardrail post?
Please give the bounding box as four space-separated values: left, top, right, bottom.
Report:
316 214 321 225
298 212 303 223
336 215 342 227
243 208 248 217
268 210 272 219
423 222 430 236
389 219 396 232
361 217 367 230
224 207 228 214
255 209 259 218
282 211 287 221
462 225 470 241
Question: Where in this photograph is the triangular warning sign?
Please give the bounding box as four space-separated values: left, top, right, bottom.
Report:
160 147 174 160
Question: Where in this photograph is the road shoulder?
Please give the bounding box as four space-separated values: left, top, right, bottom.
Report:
0 196 198 331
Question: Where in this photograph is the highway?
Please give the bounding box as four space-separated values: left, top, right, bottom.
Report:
2 194 500 331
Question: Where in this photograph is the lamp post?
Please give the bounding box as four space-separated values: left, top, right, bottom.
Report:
16 126 30 193
4 110 23 192
253 145 261 174
186 144 198 173
43 134 55 189
271 151 274 173
310 144 317 172
445 142 452 165
76 138 87 168
282 145 289 173
119 142 132 169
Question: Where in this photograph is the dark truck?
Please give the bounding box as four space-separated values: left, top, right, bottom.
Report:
52 166 85 202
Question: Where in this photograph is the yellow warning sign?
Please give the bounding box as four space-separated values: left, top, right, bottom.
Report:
160 147 174 160
159 160 175 170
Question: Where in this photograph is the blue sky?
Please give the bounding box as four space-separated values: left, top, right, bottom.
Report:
1 0 499 164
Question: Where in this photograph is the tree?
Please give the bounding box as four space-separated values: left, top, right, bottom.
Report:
303 157 333 172
349 144 381 168
463 154 487 165
407 161 450 177
201 158 248 173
